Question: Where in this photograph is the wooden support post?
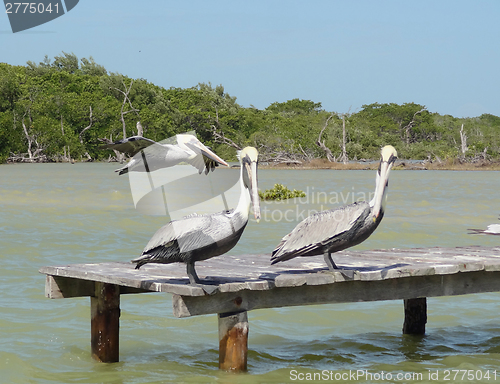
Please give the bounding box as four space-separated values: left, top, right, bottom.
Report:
218 311 248 372
403 298 427 335
91 282 120 362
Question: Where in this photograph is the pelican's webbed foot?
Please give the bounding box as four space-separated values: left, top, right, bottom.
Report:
324 252 354 279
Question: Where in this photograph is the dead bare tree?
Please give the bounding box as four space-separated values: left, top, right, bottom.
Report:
430 151 443 164
9 90 48 163
209 106 241 150
459 123 468 160
79 106 93 161
110 79 140 139
260 155 302 165
79 106 93 143
22 109 34 161
210 124 241 150
338 114 348 164
403 109 426 145
208 103 306 164
257 146 303 165
254 135 307 165
9 112 47 162
98 134 123 163
108 79 141 163
316 114 335 162
298 143 313 162
60 114 69 162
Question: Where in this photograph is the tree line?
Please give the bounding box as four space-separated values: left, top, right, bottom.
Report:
1 52 499 165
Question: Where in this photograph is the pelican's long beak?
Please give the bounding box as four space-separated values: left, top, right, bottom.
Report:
246 160 261 222
240 147 261 222
185 140 229 167
371 146 397 219
372 161 390 218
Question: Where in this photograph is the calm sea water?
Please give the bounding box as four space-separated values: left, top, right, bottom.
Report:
1 163 500 384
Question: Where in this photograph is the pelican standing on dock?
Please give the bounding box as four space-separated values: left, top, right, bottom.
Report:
132 147 261 283
271 145 398 271
100 134 229 175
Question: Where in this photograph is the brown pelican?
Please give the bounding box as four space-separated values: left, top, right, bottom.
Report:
270 145 398 271
132 147 260 283
100 134 229 175
468 217 500 235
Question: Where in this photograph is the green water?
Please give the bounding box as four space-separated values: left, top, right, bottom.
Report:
1 163 500 383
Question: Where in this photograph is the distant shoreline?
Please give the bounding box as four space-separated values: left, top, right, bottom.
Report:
259 159 500 171
4 159 500 171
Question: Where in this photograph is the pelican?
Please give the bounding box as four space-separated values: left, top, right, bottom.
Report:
468 217 500 235
271 145 398 271
100 134 229 175
132 147 261 283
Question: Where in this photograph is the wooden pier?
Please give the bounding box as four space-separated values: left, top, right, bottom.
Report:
40 245 500 371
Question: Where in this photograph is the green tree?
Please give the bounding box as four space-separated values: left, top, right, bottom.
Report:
1 53 500 164
80 56 107 77
52 51 79 74
266 98 322 115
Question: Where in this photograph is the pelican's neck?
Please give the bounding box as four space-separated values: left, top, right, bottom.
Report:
235 165 250 219
369 168 388 217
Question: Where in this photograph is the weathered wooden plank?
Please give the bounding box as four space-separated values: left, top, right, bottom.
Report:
403 298 427 335
218 280 274 293
384 265 436 279
485 262 500 271
39 247 500 299
432 264 460 275
218 311 248 372
172 270 500 317
91 282 120 363
45 275 151 299
45 275 95 299
40 263 210 296
305 272 336 286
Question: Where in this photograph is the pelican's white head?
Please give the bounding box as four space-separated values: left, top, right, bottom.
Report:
380 145 398 164
370 145 398 219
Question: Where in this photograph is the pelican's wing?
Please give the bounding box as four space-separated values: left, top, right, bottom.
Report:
184 147 222 174
182 136 229 174
271 202 370 263
143 211 233 253
186 153 208 174
100 136 158 157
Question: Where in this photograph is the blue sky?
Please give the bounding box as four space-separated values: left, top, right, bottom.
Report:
1 0 499 118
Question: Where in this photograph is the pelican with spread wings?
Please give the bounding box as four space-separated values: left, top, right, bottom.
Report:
100 134 229 175
271 145 398 271
132 147 260 284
